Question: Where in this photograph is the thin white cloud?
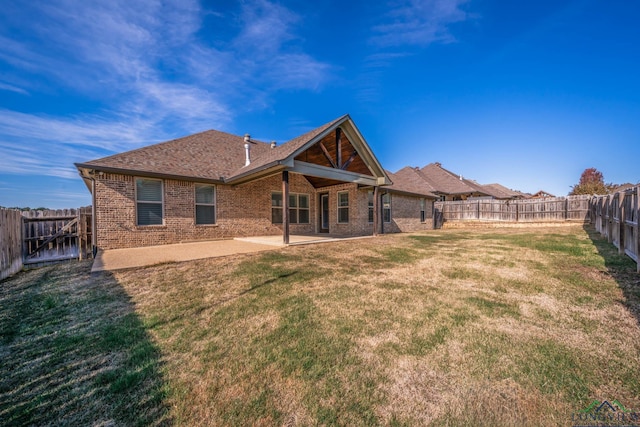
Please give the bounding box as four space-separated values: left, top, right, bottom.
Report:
235 0 299 53
371 0 470 47
233 0 332 91
0 82 29 95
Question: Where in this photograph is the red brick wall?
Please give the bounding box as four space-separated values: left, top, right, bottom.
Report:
381 193 434 233
94 173 433 249
94 172 316 249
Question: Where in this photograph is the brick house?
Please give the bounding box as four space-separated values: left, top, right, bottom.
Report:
396 162 526 201
76 115 436 251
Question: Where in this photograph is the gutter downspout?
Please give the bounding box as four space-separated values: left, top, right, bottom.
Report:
91 176 97 257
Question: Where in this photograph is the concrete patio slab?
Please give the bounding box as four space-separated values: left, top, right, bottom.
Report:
234 234 373 246
91 239 276 272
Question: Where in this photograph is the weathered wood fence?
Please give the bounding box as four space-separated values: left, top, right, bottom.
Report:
590 187 639 273
0 207 93 279
1 209 23 280
434 195 592 228
23 207 93 266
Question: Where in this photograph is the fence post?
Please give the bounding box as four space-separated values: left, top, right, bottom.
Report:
636 187 640 273
618 193 625 255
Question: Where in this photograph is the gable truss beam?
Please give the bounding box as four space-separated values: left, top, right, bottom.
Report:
341 150 358 170
318 142 338 169
336 127 342 169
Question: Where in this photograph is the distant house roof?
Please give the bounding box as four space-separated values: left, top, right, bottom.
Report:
76 114 391 188
418 163 491 196
530 190 556 198
481 183 528 199
385 167 437 198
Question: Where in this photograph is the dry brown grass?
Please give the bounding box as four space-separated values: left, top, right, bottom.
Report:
2 225 639 425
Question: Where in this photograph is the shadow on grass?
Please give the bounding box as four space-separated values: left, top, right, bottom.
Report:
583 224 640 327
0 261 171 426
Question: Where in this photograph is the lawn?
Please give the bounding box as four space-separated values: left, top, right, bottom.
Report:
1 225 639 426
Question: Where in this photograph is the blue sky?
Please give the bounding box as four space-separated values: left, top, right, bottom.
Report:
1 0 638 208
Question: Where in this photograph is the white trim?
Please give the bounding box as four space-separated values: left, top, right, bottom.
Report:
337 191 349 224
135 177 164 226
382 192 391 223
271 191 310 224
195 183 216 225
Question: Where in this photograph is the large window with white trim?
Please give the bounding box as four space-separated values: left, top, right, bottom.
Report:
271 192 310 224
337 191 349 223
195 184 216 225
136 178 163 226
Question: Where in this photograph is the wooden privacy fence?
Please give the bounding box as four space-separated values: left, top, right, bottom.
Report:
590 187 640 273
1 208 23 280
1 207 93 279
22 207 93 266
434 195 592 228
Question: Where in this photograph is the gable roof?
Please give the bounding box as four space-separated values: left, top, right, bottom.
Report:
481 183 527 199
76 129 271 183
385 167 437 198
419 163 490 196
76 114 390 187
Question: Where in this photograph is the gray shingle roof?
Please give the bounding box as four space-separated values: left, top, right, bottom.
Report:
419 163 487 195
76 115 349 183
386 167 437 198
481 183 525 199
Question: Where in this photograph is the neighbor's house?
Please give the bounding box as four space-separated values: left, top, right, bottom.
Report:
75 115 437 251
530 190 555 199
392 162 525 201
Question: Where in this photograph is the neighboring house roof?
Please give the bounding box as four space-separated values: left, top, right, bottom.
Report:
418 163 490 196
385 168 437 198
76 114 391 188
481 183 528 199
609 183 636 193
531 190 556 198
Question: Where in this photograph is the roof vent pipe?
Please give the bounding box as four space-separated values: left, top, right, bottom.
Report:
270 140 277 148
244 134 251 166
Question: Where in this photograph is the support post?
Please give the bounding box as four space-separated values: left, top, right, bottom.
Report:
336 127 342 169
619 192 625 255
373 186 379 236
282 171 289 245
607 195 614 244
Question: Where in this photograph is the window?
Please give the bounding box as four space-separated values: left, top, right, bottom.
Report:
420 198 426 222
368 191 374 223
136 178 163 226
382 193 391 223
271 193 309 224
338 191 349 223
195 184 216 225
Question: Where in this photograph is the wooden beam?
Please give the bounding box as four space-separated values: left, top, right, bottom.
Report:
282 171 289 245
336 127 342 170
318 142 337 169
292 161 378 186
341 150 358 170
